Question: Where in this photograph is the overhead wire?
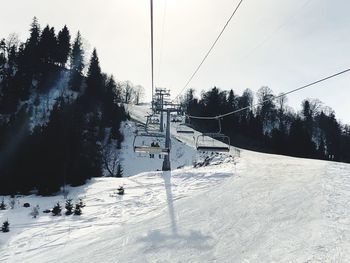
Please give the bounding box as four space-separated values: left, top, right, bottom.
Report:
187 68 350 120
150 0 155 109
157 0 167 86
173 0 244 101
236 0 314 64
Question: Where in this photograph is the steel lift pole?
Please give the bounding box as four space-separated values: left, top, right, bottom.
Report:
162 109 171 171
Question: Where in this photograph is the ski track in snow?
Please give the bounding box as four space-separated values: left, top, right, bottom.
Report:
1 104 350 262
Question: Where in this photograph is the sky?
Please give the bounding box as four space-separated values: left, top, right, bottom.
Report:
1 0 350 123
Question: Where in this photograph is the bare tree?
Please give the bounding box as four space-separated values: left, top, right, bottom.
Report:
102 143 120 177
133 85 145 105
302 98 324 119
256 86 276 128
6 33 19 51
114 80 123 103
122 80 135 104
276 93 288 128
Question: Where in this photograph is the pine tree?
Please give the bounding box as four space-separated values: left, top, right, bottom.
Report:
85 48 104 103
51 202 62 216
25 17 41 73
27 17 40 53
116 164 123 178
73 203 82 215
38 25 58 65
227 89 236 111
0 199 6 210
102 75 118 128
117 186 124 195
1 220 9 233
57 25 71 67
65 199 73 215
69 31 84 91
78 198 85 208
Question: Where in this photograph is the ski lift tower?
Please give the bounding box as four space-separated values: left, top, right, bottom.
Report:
154 88 171 132
160 105 181 171
153 90 181 171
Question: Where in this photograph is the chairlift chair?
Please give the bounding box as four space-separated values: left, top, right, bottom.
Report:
176 116 195 134
195 118 230 152
196 133 230 152
133 132 170 155
145 114 162 133
176 123 194 134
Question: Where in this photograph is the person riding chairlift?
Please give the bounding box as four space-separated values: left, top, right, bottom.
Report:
150 142 156 158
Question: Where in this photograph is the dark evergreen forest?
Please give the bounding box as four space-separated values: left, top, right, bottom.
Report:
182 86 350 163
0 18 127 195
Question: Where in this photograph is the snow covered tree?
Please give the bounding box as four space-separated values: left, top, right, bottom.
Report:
117 186 124 195
65 199 73 215
51 202 62 216
0 199 6 210
30 205 40 218
9 198 16 209
1 220 9 232
78 198 85 208
73 203 82 215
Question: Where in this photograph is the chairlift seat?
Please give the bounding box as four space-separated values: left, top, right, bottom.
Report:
197 146 230 152
196 133 230 153
134 146 169 155
177 130 195 134
176 123 194 134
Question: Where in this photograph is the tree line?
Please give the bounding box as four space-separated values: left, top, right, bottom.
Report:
0 17 129 195
182 86 350 162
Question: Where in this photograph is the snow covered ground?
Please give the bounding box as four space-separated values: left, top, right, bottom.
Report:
119 121 197 176
1 104 350 262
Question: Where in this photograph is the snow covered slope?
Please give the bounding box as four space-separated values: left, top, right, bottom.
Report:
119 121 197 176
1 104 350 262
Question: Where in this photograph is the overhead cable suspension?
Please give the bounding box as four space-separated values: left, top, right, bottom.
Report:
187 68 350 120
174 0 244 101
150 0 155 110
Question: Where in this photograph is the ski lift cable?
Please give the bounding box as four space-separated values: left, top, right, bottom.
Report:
187 68 350 120
173 0 244 102
157 0 168 85
150 0 155 109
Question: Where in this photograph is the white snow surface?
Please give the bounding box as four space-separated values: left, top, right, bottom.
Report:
1 104 350 262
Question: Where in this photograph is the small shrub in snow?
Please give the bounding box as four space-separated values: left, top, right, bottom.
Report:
51 202 62 216
0 199 6 210
1 220 9 233
73 203 82 216
78 198 85 208
23 203 30 208
43 209 51 214
30 205 40 218
117 186 124 195
9 198 16 209
65 199 74 215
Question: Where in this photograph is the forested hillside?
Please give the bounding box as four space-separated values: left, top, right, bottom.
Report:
182 86 350 163
0 18 127 195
